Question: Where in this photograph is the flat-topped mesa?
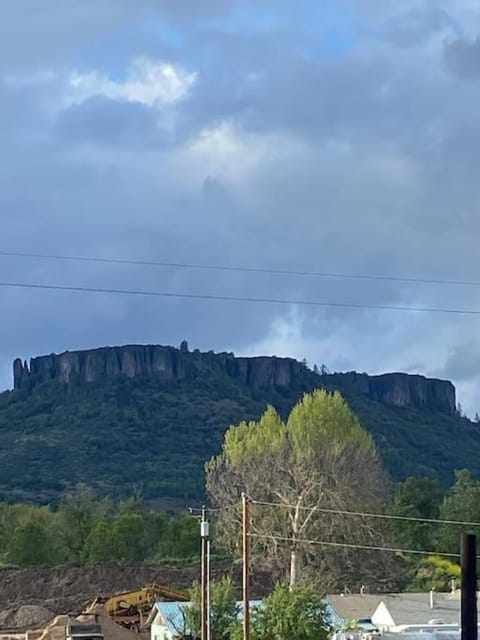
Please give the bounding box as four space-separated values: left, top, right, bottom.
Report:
13 345 457 415
13 345 313 392
325 371 456 415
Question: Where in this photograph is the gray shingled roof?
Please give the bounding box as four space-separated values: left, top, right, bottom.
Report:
327 591 470 627
375 593 462 626
326 594 385 621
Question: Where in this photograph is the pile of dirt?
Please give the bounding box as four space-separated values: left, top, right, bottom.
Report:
0 565 272 614
29 615 69 640
0 605 54 631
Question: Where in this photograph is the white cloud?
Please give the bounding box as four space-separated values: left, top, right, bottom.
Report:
67 58 197 107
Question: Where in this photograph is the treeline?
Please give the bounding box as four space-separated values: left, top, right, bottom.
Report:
0 487 202 567
390 468 480 590
1 471 479 590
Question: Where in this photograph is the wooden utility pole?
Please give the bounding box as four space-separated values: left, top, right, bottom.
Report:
461 533 477 640
242 493 250 640
200 506 209 640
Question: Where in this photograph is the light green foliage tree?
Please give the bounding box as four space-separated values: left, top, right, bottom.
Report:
207 390 392 589
235 583 328 640
185 577 239 640
436 469 480 553
390 477 445 551
411 556 460 592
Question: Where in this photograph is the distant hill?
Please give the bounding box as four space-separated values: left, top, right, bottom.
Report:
0 344 478 504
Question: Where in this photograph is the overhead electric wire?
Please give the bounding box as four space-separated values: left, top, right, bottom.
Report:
247 533 461 558
1 249 479 288
188 503 239 514
249 498 480 527
2 280 480 316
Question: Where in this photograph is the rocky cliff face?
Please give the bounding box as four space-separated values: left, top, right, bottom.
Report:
325 371 456 415
13 345 313 392
13 345 456 414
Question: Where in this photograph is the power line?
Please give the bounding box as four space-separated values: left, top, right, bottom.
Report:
250 499 480 527
1 249 479 288
188 507 221 514
2 280 480 316
188 503 240 515
247 533 461 558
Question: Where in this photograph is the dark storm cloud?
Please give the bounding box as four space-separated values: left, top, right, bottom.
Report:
2 0 480 413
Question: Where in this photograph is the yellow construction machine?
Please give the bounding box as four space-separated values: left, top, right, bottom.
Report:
91 583 189 630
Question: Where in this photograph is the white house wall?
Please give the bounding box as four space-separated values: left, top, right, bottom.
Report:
372 602 396 630
151 621 173 640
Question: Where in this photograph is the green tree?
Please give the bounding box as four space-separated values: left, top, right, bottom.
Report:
8 521 59 566
85 514 148 563
390 477 444 550
436 469 480 553
57 486 104 562
207 390 392 589
83 518 114 564
167 514 200 559
111 513 147 562
142 511 170 561
411 556 460 592
119 486 145 515
185 577 239 640
239 583 328 640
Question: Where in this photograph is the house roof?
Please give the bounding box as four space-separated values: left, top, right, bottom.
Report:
152 602 189 636
151 600 262 635
326 594 384 624
373 593 466 626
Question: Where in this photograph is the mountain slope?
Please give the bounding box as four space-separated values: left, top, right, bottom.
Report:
0 345 477 504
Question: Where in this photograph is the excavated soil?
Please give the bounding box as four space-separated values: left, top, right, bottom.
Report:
0 565 271 623
0 606 54 632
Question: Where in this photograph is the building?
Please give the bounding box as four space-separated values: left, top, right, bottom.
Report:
324 594 385 630
371 592 463 631
149 603 188 640
324 590 480 633
148 600 262 640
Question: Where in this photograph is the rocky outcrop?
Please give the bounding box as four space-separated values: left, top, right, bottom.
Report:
13 345 456 414
325 371 456 415
13 345 313 393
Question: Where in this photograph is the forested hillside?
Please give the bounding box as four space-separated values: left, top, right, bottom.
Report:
0 345 478 504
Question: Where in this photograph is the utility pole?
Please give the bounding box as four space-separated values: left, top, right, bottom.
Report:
242 493 250 640
207 538 211 640
461 533 477 640
200 506 209 640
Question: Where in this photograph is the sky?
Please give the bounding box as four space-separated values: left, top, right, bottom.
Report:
1 0 480 414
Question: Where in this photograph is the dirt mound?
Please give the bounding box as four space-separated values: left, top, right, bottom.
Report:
0 565 271 614
0 605 54 631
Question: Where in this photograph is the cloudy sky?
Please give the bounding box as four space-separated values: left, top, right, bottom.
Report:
1 0 480 413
